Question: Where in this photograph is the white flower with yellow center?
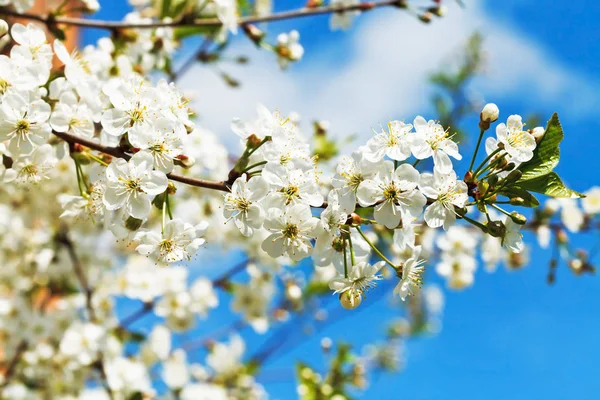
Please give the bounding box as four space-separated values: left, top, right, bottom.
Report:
261 204 319 261
362 120 413 163
223 175 269 237
135 218 206 264
495 114 536 162
411 116 461 174
0 92 51 156
419 171 468 230
332 151 378 213
329 260 384 302
394 245 426 300
103 152 168 219
356 161 426 229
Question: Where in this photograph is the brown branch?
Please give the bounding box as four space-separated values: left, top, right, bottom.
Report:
0 1 407 31
0 340 27 392
52 130 230 193
55 229 114 400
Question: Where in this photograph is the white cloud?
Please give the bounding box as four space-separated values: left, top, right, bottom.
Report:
179 0 598 148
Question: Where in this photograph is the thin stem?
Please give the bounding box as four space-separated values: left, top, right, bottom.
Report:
412 159 421 168
489 203 513 219
355 226 396 269
460 214 488 233
166 191 174 220
241 160 267 173
87 153 109 167
343 239 349 278
162 194 167 234
473 148 502 176
347 231 356 266
468 127 486 171
246 136 272 158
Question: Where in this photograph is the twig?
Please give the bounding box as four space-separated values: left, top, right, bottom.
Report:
0 1 408 31
52 130 231 193
0 340 27 391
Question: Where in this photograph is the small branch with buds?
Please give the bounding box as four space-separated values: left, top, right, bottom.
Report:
0 1 410 31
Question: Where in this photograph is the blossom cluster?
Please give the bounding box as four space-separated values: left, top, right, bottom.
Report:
0 0 597 398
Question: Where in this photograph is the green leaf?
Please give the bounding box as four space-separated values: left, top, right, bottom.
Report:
160 0 172 18
517 172 584 198
127 393 143 400
498 187 540 208
517 113 562 181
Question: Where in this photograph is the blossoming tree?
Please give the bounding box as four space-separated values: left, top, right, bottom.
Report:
0 0 598 399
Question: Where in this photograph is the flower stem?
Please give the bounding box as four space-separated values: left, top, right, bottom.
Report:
348 231 356 266
355 226 396 269
489 203 513 218
473 148 502 176
460 214 489 233
343 239 349 278
468 127 486 172
241 160 267 173
161 196 167 235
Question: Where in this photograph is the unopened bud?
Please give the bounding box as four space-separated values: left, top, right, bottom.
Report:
167 182 177 195
480 103 500 123
350 213 362 226
464 171 474 183
174 154 195 169
486 220 506 238
320 337 332 352
503 170 522 184
246 134 262 149
488 174 499 186
339 290 361 310
242 24 264 45
510 212 527 225
427 6 447 17
185 120 195 134
569 258 583 274
125 216 144 231
532 126 545 142
0 19 8 39
556 229 568 244
509 197 525 206
418 12 433 23
306 0 323 7
478 181 489 197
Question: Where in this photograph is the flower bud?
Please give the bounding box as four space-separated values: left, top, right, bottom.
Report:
478 181 489 197
504 162 516 172
480 103 500 123
532 126 545 142
503 170 522 184
242 24 265 45
339 290 361 310
0 19 8 39
510 212 527 225
167 181 177 195
486 220 506 238
464 171 474 183
174 154 195 169
509 197 525 206
488 174 499 187
125 216 144 231
418 12 433 23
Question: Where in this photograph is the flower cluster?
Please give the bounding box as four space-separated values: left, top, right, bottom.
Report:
0 1 596 399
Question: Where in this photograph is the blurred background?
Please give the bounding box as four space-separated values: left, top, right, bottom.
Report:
64 0 600 398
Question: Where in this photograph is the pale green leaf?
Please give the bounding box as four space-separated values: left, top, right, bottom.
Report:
518 113 563 181
517 172 584 198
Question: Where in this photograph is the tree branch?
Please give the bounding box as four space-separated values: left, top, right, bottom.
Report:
52 130 231 193
0 1 407 31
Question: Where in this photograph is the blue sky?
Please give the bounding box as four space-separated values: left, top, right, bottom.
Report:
84 1 599 399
